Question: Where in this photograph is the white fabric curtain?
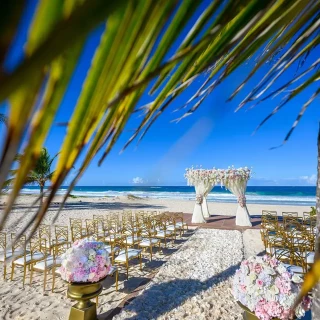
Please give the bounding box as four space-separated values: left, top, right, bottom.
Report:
202 182 214 218
225 178 252 227
192 180 212 223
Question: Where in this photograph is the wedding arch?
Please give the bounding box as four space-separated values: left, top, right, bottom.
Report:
185 167 252 226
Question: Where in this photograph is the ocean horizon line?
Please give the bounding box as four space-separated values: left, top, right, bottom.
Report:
19 185 316 207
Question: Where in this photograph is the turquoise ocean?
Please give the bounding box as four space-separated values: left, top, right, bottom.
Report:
21 186 316 206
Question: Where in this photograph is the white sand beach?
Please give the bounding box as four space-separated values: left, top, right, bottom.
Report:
0 195 306 319
0 194 311 231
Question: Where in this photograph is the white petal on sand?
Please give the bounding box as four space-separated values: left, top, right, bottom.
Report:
114 229 244 320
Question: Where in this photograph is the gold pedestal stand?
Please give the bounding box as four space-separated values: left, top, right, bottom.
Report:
67 279 105 320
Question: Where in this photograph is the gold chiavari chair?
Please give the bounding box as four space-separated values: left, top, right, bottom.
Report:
39 224 52 253
85 219 98 238
122 220 142 248
261 211 278 233
11 236 46 286
51 241 70 292
275 246 308 276
265 229 287 256
260 212 279 246
173 212 188 234
93 215 105 237
165 213 180 238
283 218 304 233
0 232 24 279
70 218 87 238
114 235 142 279
282 212 299 225
303 212 312 223
154 214 174 247
31 239 69 292
71 223 85 242
104 222 119 244
282 212 299 218
138 220 160 260
54 225 69 245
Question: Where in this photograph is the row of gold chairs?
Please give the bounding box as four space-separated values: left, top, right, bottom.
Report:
260 210 315 276
0 211 188 292
69 211 188 279
0 232 69 291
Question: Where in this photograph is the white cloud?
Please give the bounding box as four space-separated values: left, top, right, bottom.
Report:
132 177 144 184
299 174 317 185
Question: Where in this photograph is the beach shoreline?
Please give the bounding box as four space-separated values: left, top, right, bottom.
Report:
0 194 311 232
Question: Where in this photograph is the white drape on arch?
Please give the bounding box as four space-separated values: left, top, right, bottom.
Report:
224 178 251 227
202 182 215 218
192 180 214 223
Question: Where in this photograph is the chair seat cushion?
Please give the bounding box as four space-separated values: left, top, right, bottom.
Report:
104 245 120 254
0 249 24 262
167 225 176 231
107 265 117 276
34 255 62 270
115 249 141 262
139 238 159 247
175 222 187 227
284 264 305 274
156 230 172 237
126 236 142 244
14 252 44 265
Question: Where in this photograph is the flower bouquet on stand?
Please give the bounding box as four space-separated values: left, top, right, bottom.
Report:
59 238 111 320
233 255 311 320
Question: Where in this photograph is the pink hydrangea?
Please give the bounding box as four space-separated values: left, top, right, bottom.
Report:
59 238 110 283
233 255 311 320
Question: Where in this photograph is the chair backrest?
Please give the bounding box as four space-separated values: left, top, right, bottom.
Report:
283 218 303 232
115 236 129 259
262 210 277 216
29 237 47 261
55 225 69 242
39 224 51 243
11 233 26 253
86 219 98 238
70 218 82 227
282 212 298 218
71 224 83 242
52 241 69 261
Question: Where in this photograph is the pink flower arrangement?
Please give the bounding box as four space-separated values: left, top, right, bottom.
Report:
233 255 311 320
185 166 252 186
59 238 111 283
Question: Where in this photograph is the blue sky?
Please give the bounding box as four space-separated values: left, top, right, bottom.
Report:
1 1 319 186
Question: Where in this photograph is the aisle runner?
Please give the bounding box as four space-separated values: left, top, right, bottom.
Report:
114 229 244 320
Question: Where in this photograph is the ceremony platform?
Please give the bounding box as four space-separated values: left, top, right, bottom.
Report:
178 213 262 231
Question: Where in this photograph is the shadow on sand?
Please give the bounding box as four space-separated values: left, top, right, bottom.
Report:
99 262 240 320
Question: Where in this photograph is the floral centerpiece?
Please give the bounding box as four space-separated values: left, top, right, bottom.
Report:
233 255 311 320
59 238 111 283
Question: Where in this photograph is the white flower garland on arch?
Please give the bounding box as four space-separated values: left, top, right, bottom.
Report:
185 167 252 226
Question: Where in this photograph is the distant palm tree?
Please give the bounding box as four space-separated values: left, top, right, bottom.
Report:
6 148 57 204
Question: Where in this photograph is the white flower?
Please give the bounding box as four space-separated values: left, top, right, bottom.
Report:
292 274 303 283
295 304 306 318
277 264 287 274
89 249 96 256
